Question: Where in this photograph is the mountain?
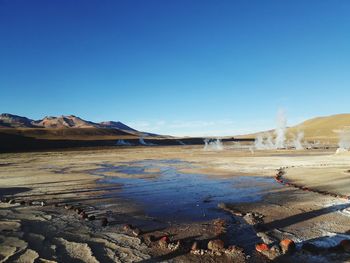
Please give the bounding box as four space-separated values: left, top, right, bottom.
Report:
0 114 136 131
35 115 98 129
0 113 36 128
99 121 137 132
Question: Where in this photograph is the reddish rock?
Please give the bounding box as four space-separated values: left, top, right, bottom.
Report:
208 239 225 252
340 239 350 252
255 243 269 252
280 239 296 254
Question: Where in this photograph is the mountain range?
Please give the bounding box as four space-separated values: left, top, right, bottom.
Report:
0 113 137 132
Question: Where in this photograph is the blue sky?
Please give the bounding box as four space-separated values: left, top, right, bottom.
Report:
1 1 349 136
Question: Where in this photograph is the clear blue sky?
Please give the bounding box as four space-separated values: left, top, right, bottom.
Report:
1 0 349 136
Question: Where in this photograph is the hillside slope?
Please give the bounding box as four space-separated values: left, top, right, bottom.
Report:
288 114 350 143
237 114 350 144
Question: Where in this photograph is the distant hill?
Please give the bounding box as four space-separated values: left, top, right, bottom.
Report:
238 113 350 143
99 121 137 132
288 113 350 143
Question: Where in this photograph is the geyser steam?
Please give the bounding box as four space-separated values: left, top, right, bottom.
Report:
254 110 304 150
204 138 224 151
336 130 350 153
274 110 287 149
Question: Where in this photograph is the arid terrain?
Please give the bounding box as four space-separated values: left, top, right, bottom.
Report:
1 145 350 262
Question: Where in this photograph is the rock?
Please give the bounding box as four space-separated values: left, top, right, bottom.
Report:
243 212 263 225
75 208 84 214
191 241 199 251
340 239 350 252
132 228 141 236
64 204 73 210
226 245 244 253
168 240 181 250
256 243 281 260
280 239 296 254
207 239 224 252
255 243 269 252
257 232 275 244
80 212 88 219
100 218 108 227
158 236 169 248
123 224 132 231
268 245 282 259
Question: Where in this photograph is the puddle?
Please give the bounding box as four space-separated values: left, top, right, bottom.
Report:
90 159 282 223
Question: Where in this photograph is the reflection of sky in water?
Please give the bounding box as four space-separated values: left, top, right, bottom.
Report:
93 159 282 223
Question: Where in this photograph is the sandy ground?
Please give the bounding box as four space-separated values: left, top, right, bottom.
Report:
1 146 350 262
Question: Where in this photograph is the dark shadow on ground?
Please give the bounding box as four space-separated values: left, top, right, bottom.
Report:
0 187 31 197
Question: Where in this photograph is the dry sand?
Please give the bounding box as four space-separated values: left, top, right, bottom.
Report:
1 146 350 262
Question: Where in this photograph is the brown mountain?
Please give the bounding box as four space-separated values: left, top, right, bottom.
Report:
35 115 98 129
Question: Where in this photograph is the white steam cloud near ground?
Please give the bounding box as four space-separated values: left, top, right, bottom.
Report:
254 110 305 150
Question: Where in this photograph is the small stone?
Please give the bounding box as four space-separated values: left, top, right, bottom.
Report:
80 212 88 219
208 239 225 252
227 245 243 253
255 243 269 252
280 239 296 254
132 228 141 236
257 232 275 244
123 224 132 231
340 239 350 252
75 208 83 214
168 240 181 250
100 218 108 227
64 204 73 210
